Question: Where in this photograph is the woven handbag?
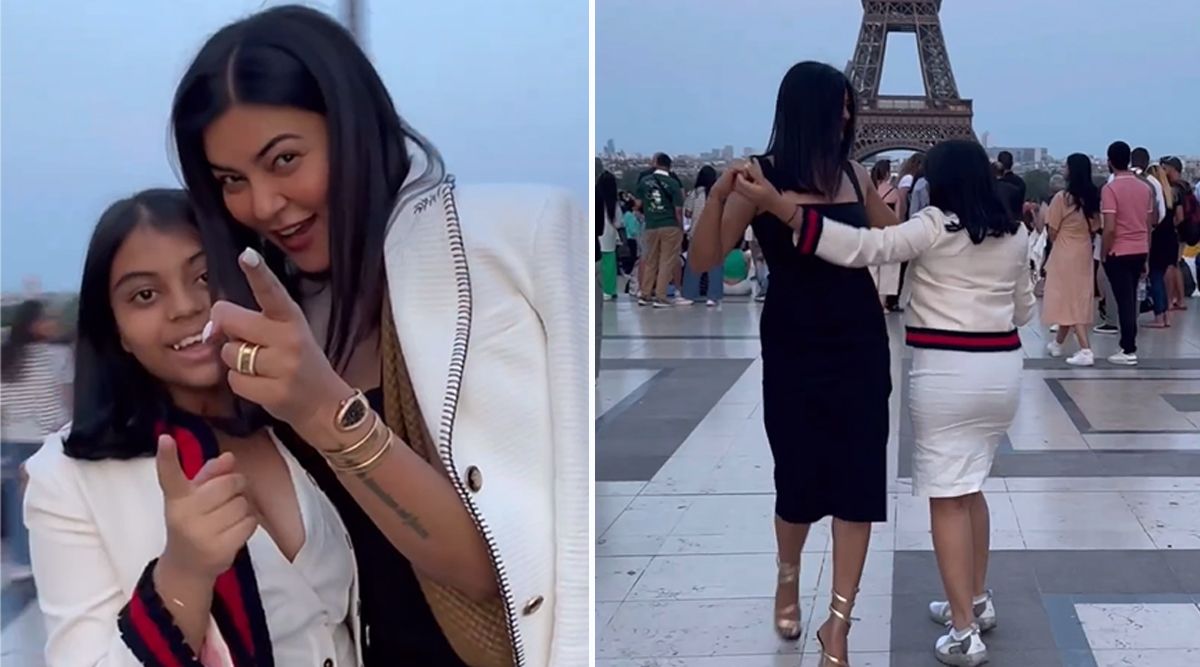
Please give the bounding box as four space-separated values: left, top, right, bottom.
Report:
380 298 516 667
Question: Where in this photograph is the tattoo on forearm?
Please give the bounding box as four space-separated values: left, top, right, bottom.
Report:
358 476 431 539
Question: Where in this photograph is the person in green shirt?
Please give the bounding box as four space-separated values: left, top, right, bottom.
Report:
634 153 686 306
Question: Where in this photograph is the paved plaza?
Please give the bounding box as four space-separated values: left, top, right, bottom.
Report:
597 296 1200 667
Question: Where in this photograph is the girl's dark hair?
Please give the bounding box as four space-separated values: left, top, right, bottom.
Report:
1 300 47 383
870 160 892 186
171 5 443 369
597 171 618 228
764 61 857 197
694 166 718 195
926 140 1019 245
1065 153 1101 220
64 189 261 460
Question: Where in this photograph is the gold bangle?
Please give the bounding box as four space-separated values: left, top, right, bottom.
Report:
327 420 386 469
321 411 379 457
333 429 393 474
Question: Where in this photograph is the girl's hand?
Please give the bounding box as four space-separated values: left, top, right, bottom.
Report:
732 158 782 210
207 248 353 436
157 435 255 581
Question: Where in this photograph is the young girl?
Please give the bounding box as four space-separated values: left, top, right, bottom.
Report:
735 139 1033 666
25 189 362 666
171 6 586 665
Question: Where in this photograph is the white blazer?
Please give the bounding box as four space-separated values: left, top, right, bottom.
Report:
23 426 363 667
802 206 1035 351
383 178 589 666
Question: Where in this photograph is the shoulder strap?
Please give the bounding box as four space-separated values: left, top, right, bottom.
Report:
652 175 675 207
843 162 865 203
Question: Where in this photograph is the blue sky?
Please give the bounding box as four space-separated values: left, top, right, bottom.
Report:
1 0 587 291
597 0 1200 159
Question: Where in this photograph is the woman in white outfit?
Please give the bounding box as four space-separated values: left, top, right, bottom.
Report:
735 139 1033 667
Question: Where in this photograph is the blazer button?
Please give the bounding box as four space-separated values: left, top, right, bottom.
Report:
466 466 483 492
522 595 544 616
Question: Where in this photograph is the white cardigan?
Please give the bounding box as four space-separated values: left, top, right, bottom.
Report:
803 206 1035 351
383 178 589 666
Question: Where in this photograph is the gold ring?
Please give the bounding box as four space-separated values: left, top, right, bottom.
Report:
236 343 262 376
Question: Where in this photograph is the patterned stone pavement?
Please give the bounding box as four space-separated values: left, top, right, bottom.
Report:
597 295 1200 667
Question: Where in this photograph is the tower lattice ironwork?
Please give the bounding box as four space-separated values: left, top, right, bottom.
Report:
846 0 975 160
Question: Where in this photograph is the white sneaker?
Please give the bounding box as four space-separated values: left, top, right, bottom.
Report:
652 299 673 308
929 592 997 633
672 297 694 306
1049 324 1060 333
1108 351 1138 366
706 299 719 307
1046 340 1064 357
637 296 649 307
1066 349 1095 367
935 625 988 666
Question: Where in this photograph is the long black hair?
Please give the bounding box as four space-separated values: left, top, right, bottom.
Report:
1065 153 1101 220
1 300 47 383
926 140 1019 244
694 165 718 195
64 189 261 460
171 5 443 369
596 171 618 229
763 61 857 197
870 160 892 187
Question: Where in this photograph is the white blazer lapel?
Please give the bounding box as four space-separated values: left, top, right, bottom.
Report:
383 177 472 470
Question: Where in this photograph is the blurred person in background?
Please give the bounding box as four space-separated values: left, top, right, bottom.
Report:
597 171 621 301
1043 154 1103 366
1 299 71 581
682 166 723 306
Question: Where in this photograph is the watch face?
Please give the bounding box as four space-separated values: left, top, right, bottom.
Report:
339 395 368 430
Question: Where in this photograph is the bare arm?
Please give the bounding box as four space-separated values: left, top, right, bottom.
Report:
690 167 753 271
1045 193 1064 244
851 162 900 228
1101 212 1117 258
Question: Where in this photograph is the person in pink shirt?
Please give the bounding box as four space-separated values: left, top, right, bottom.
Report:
1099 141 1156 365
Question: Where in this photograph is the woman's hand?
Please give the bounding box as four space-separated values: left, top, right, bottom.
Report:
157 435 256 581
206 248 353 435
732 158 783 211
711 161 747 201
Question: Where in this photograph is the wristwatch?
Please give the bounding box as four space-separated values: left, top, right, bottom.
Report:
334 389 371 432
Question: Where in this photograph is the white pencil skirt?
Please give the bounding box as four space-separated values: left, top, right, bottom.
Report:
909 348 1023 497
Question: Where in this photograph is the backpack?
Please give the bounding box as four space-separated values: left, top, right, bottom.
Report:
1179 186 1200 246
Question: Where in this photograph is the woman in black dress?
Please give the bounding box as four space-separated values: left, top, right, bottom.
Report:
690 61 896 666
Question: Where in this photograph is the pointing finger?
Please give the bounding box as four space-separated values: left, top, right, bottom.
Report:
238 248 301 322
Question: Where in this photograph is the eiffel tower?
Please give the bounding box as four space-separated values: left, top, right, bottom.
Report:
846 0 976 160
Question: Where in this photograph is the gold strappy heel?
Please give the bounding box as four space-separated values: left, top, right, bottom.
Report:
816 589 857 666
774 561 802 640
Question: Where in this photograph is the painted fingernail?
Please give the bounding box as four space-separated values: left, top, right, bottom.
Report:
201 320 214 343
240 247 262 268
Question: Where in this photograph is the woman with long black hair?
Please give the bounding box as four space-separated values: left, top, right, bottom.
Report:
690 61 898 666
682 165 723 305
171 6 586 666
737 139 1034 666
597 171 621 301
1043 154 1102 365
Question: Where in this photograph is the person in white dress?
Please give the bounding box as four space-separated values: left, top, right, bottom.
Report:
25 189 363 666
735 139 1033 667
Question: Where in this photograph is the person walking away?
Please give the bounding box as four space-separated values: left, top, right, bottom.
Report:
1043 154 1103 365
1 300 71 581
597 171 621 301
749 139 1033 666
1100 141 1156 365
636 153 686 307
1145 164 1178 327
871 160 902 309
890 154 925 311
682 166 724 306
1161 156 1197 310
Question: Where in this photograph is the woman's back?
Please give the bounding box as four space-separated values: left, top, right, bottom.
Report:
1 342 69 442
751 157 887 343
